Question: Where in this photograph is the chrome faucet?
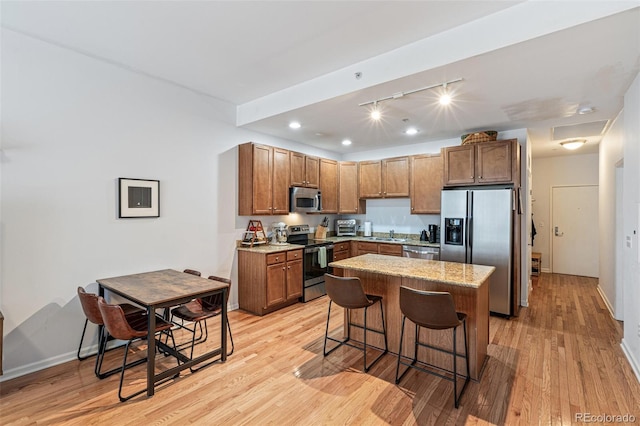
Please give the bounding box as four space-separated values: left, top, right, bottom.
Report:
389 230 394 239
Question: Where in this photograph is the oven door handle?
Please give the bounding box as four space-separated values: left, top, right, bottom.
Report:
305 245 334 254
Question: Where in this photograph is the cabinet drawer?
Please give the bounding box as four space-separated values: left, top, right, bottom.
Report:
356 242 378 252
266 252 287 265
334 242 349 252
334 250 350 262
287 249 303 261
378 243 403 256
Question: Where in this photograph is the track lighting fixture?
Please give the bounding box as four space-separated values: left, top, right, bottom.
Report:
358 78 463 118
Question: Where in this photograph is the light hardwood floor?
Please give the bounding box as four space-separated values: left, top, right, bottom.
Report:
1 273 639 425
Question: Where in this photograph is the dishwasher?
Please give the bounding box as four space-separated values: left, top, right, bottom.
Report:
402 245 440 260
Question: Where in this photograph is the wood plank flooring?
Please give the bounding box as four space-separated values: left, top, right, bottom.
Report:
1 273 639 425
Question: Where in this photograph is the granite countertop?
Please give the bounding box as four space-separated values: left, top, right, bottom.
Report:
237 243 305 253
236 235 440 253
329 253 495 288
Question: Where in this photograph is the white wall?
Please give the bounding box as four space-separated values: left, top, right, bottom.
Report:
531 154 599 271
0 29 337 379
598 112 624 318
621 73 640 381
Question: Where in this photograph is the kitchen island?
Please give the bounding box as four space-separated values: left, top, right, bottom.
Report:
329 254 494 380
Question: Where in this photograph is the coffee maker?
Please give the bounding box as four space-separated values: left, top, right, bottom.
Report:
428 224 438 243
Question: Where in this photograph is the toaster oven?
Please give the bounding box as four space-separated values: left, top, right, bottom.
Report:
336 219 357 236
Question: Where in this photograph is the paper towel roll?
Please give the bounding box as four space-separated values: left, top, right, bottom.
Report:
364 221 372 237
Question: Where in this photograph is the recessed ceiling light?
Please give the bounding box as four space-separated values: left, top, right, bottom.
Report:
577 106 595 115
289 121 301 129
342 139 352 146
405 127 419 135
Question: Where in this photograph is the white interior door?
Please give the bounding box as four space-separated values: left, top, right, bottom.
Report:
552 185 599 277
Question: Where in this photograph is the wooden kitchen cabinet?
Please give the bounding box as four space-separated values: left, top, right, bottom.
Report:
378 243 403 257
410 154 442 214
354 241 403 256
319 158 338 213
238 142 290 215
290 152 319 188
333 242 351 261
238 248 303 316
442 139 520 187
338 161 366 214
359 156 410 198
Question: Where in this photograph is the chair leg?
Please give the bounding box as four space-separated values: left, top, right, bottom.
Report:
227 320 235 356
395 315 407 384
77 319 91 360
453 327 458 408
363 301 387 372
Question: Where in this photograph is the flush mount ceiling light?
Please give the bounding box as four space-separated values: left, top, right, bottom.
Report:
341 139 352 146
358 78 463 119
289 121 301 129
560 139 587 150
404 127 419 135
577 106 595 115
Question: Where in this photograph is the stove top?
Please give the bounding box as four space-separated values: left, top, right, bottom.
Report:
287 224 333 248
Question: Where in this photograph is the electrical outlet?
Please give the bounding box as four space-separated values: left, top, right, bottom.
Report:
637 323 640 338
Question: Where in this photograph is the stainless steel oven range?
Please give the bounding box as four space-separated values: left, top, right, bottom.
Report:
287 224 334 302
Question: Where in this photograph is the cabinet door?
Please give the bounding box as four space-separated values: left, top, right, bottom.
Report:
476 140 512 184
443 145 475 186
339 162 363 214
410 154 442 214
272 148 290 215
266 263 286 307
383 157 410 197
359 160 382 198
305 156 320 188
356 242 379 256
333 250 350 262
319 158 338 213
252 144 273 215
286 259 303 299
290 151 306 187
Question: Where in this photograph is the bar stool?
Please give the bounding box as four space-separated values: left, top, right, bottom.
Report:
395 286 470 408
323 273 388 372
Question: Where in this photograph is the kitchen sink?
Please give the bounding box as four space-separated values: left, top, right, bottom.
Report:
365 237 406 242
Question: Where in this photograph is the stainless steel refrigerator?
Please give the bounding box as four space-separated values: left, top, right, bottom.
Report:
440 187 514 316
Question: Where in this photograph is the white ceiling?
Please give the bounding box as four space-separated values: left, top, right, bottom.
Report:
2 1 639 157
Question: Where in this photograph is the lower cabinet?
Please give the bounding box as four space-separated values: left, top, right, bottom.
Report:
333 242 351 262
354 241 403 257
238 249 303 316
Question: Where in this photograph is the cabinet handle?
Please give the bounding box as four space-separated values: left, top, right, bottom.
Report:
275 257 279 261
287 266 291 269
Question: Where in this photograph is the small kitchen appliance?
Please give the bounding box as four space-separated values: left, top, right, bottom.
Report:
428 224 438 243
363 221 372 237
271 222 288 245
420 230 428 241
336 219 357 236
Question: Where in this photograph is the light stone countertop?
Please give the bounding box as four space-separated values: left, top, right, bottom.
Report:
236 243 304 253
329 253 495 288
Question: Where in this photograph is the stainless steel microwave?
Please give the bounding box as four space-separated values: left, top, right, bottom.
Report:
289 187 322 213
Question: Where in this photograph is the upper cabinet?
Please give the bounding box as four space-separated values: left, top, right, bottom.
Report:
410 154 442 214
359 156 410 198
442 139 520 187
290 152 319 188
319 158 338 213
238 143 290 215
338 161 366 214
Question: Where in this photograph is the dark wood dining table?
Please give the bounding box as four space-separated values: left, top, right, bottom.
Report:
97 269 229 397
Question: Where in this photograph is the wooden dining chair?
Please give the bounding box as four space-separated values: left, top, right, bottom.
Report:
97 297 179 402
76 287 146 378
170 275 234 372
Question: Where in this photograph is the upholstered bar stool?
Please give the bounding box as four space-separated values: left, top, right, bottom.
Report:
395 286 470 408
323 273 388 372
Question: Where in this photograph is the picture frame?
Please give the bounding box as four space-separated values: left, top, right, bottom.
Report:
118 178 160 218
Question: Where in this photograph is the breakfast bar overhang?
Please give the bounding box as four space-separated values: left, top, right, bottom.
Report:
330 254 494 380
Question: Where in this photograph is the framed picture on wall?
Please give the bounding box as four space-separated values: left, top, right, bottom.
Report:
118 178 160 218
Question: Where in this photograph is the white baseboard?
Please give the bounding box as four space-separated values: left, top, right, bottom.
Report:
621 339 640 384
542 267 551 273
1 305 241 382
596 285 616 319
0 350 77 383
